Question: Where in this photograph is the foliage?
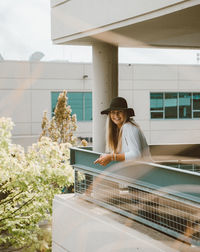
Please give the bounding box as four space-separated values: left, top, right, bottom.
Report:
40 90 77 145
0 117 74 251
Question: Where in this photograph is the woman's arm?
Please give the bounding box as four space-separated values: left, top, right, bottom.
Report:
94 153 125 166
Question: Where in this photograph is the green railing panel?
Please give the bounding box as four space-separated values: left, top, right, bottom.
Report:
70 147 116 171
70 147 200 203
110 162 200 202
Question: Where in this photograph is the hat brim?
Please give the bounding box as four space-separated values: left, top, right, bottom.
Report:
101 108 135 117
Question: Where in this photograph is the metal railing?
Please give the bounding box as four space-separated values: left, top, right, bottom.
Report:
71 147 200 246
74 168 200 246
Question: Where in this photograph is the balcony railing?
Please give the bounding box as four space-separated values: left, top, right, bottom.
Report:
70 146 200 246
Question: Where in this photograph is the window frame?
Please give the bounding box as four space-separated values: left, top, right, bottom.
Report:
150 92 164 119
150 92 200 120
192 93 200 118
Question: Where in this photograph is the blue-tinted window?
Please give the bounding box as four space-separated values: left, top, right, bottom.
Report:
51 92 59 116
84 92 92 120
67 92 83 120
150 93 163 111
193 93 200 110
179 93 191 118
150 93 163 119
51 92 92 121
193 93 200 118
165 93 177 119
150 92 200 119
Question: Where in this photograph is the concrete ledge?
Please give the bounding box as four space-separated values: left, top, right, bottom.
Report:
52 194 198 252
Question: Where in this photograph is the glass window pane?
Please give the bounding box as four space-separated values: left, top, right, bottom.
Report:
194 164 200 172
164 163 179 168
179 164 193 171
179 93 191 118
67 92 83 121
150 93 163 111
193 93 200 110
151 112 163 119
193 111 200 118
51 92 59 117
84 92 92 120
165 93 177 119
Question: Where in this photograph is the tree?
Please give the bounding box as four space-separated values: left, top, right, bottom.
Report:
0 117 74 251
40 90 77 145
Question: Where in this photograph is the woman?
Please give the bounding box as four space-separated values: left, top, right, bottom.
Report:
94 97 150 166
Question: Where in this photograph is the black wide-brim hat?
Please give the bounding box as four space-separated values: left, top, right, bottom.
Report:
101 97 135 117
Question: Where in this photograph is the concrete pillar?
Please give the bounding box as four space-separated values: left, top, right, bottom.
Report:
92 42 118 152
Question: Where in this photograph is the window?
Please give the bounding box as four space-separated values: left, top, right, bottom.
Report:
51 92 92 121
150 93 163 119
193 93 200 118
179 93 191 118
150 92 200 119
165 93 177 119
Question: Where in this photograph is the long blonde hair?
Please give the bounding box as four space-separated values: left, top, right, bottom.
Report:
105 111 138 153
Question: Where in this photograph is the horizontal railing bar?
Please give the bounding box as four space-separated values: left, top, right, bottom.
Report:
141 161 200 177
70 146 102 156
70 147 200 177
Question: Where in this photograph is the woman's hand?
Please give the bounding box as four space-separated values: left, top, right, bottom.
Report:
94 154 112 166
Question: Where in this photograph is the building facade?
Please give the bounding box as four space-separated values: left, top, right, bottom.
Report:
0 60 200 148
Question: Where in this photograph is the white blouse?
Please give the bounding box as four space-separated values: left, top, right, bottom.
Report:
121 122 150 161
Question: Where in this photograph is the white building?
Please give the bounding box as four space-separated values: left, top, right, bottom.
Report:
0 60 200 148
51 0 200 152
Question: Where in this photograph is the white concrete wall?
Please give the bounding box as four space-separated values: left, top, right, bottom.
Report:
119 64 200 144
0 61 92 148
0 60 200 147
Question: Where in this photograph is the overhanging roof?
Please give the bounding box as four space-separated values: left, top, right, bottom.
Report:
51 0 200 48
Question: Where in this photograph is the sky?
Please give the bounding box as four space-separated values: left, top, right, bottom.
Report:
0 0 200 64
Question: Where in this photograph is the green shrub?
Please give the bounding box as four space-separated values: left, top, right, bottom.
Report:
0 117 74 251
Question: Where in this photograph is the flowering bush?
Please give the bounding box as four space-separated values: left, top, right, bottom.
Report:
0 118 74 251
